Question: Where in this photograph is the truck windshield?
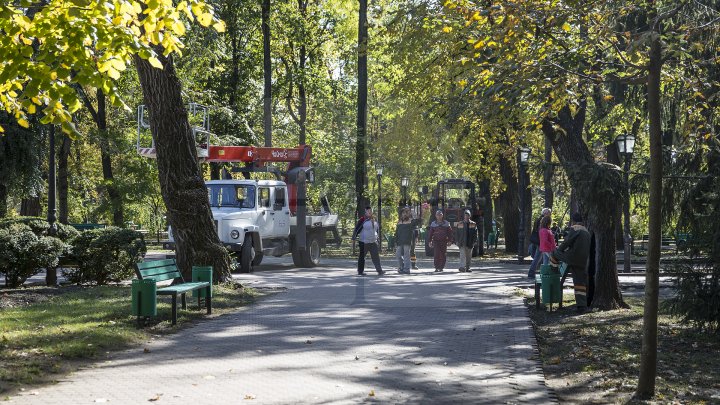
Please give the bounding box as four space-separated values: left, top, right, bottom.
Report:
207 185 256 208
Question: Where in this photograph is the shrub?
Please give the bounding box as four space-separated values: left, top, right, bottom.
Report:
64 227 146 285
0 223 67 288
663 261 720 333
0 216 79 243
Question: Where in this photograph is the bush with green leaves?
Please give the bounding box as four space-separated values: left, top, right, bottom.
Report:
64 227 146 285
0 223 67 288
0 216 80 243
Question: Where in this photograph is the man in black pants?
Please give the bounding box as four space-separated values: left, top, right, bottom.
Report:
550 212 591 313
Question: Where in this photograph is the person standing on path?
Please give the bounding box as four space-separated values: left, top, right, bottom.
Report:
427 210 454 272
352 206 385 276
538 216 555 266
550 212 591 313
527 207 551 279
455 210 478 272
395 207 414 274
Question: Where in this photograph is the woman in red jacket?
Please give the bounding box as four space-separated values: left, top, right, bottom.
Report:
427 210 455 272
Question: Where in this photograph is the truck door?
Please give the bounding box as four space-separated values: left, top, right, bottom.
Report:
273 187 291 237
257 186 273 237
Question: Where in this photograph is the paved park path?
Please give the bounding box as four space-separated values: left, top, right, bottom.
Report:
9 257 556 404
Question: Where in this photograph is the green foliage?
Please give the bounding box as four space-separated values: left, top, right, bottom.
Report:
64 227 146 285
0 216 79 243
663 263 720 333
0 223 67 288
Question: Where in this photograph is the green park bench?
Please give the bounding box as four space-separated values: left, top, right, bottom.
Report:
134 259 212 325
70 223 107 231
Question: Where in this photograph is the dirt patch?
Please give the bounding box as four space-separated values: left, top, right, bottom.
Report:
527 293 720 404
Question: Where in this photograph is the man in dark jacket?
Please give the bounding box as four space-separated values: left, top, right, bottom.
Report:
456 210 478 272
550 212 592 313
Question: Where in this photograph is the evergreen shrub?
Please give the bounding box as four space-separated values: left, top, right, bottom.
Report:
0 223 67 288
64 227 146 285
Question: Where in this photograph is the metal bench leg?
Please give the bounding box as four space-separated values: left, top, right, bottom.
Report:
181 293 187 310
558 274 568 309
206 286 212 314
171 294 177 325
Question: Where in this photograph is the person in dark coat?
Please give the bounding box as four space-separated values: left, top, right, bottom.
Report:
427 210 454 272
550 212 592 313
455 210 478 272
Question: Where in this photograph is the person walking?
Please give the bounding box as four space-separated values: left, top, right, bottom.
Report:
352 206 385 276
395 208 414 274
527 207 551 279
538 216 555 266
456 210 478 272
427 210 454 272
550 212 591 313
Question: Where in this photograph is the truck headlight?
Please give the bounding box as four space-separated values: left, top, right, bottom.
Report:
230 230 240 239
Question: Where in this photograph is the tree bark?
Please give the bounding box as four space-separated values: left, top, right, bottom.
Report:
57 135 71 224
606 144 625 250
0 184 7 218
134 52 232 282
498 154 518 253
542 103 627 310
96 91 124 227
20 197 41 217
543 137 554 208
262 0 272 147
355 0 369 217
636 31 663 400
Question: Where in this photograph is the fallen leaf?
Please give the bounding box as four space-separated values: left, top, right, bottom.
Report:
368 390 375 397
148 393 162 401
143 348 151 353
354 355 359 360
244 394 256 400
305 340 313 344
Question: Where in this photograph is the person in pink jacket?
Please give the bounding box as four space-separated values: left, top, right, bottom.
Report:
538 216 556 266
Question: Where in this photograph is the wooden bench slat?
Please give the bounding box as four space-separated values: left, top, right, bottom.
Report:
136 259 177 270
158 282 211 295
144 272 179 283
139 267 180 278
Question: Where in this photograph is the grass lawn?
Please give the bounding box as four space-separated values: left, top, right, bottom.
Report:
0 283 261 395
524 291 720 404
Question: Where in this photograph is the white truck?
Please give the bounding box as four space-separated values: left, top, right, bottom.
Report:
139 104 339 272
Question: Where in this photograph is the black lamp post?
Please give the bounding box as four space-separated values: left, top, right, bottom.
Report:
376 163 384 250
517 146 531 261
400 177 409 206
616 134 635 274
46 125 58 286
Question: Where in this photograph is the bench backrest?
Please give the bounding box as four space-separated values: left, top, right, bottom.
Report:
135 259 183 283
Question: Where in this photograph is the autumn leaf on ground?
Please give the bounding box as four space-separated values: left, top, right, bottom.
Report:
368 390 375 397
148 393 163 401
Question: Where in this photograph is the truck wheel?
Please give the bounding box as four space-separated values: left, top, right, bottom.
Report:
252 252 264 266
239 235 254 273
302 234 321 267
291 249 303 267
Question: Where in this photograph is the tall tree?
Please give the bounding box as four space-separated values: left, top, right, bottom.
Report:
356 0 369 215
262 0 272 147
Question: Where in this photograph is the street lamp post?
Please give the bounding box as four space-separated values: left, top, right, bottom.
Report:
616 134 636 274
400 177 409 206
517 146 531 262
376 164 384 251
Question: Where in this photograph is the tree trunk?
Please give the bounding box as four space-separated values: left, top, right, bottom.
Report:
58 135 71 224
262 0 272 147
20 197 41 217
544 137 554 208
636 31 663 400
355 0 368 217
607 144 625 250
498 155 518 253
96 91 124 227
0 183 7 218
479 179 492 243
134 52 232 282
542 103 627 310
